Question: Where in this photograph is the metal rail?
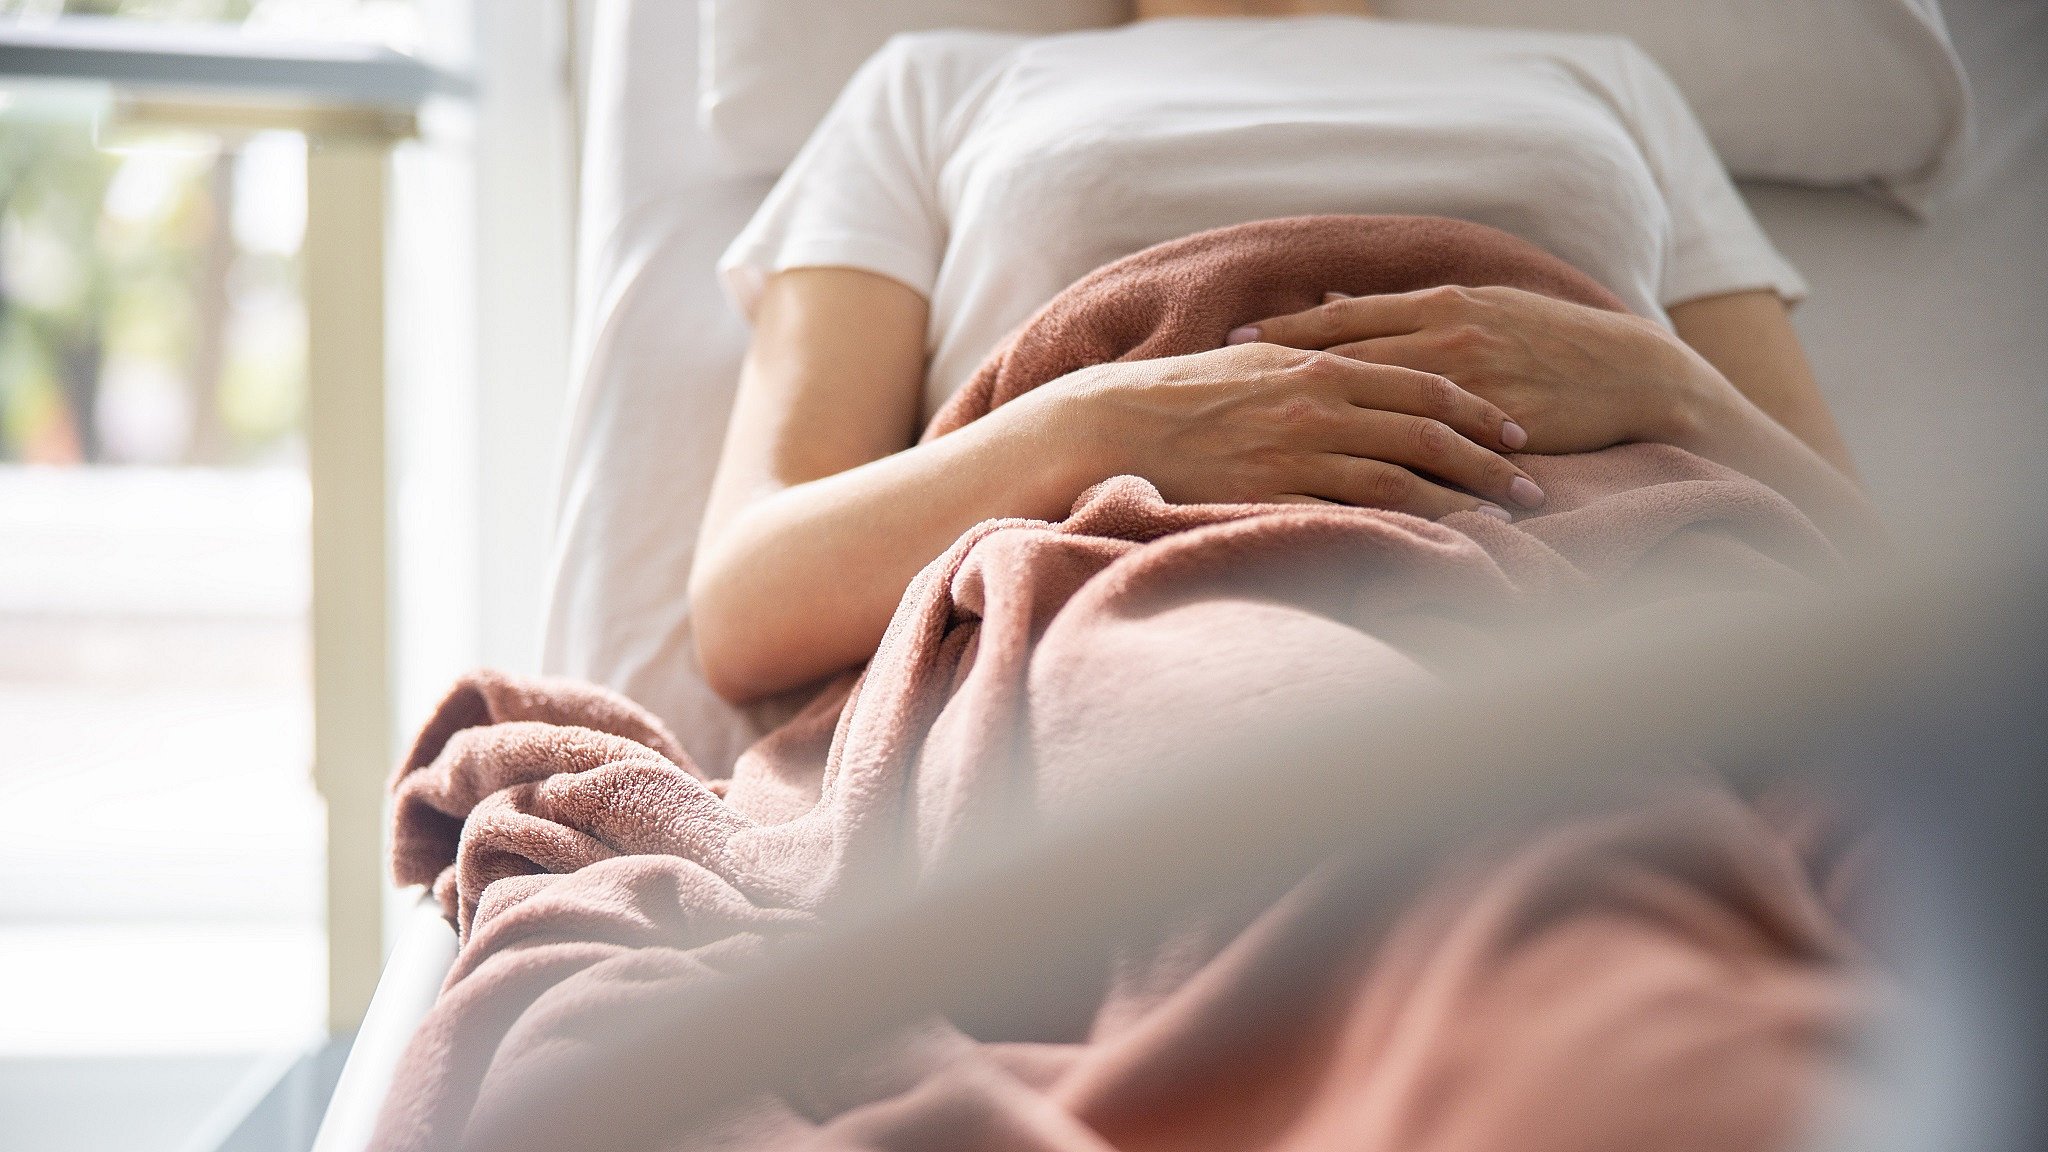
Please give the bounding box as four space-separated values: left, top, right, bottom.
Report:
0 16 465 105
459 541 2045 1152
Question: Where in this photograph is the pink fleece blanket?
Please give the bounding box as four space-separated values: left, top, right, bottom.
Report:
375 216 1866 1152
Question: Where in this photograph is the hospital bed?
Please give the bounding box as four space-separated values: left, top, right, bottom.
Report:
310 0 2048 1147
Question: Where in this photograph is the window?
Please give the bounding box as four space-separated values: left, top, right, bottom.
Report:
0 4 429 1148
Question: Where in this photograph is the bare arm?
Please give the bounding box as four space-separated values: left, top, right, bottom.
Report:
692 268 1542 703
1665 290 1858 479
1658 290 1881 550
689 269 1102 704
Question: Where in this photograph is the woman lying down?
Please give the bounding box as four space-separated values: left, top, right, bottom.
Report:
376 3 1883 1150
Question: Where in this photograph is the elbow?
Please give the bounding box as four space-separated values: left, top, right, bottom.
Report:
688 557 764 707
693 630 756 709
691 524 868 704
692 549 825 707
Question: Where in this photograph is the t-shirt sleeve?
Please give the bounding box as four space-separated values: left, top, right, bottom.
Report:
1611 42 1809 309
718 33 1015 321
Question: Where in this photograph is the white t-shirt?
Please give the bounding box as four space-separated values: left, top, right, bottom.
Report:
721 17 1807 420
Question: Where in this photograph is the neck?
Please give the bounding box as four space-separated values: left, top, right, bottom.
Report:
1134 0 1375 17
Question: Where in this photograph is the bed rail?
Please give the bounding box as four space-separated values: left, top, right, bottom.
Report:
457 536 2047 1152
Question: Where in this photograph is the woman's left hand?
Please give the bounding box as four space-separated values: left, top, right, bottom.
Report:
1227 285 1714 455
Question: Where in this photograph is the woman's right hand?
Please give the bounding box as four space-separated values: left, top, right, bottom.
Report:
1037 343 1547 520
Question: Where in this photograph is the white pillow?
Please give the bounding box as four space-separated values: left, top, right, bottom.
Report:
698 0 1971 209
698 0 1124 167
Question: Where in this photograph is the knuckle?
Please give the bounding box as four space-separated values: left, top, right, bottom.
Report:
1358 462 1413 508
1417 374 1461 419
1412 418 1456 459
1273 394 1321 426
1439 323 1489 352
1314 299 1352 336
1421 284 1473 315
1288 348 1347 381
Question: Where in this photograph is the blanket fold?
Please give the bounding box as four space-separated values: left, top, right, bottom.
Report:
375 215 1865 1152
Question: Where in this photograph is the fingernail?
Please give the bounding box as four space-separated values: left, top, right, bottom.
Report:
1226 326 1261 345
1324 291 1353 303
1500 420 1528 450
1509 476 1546 509
1475 504 1512 521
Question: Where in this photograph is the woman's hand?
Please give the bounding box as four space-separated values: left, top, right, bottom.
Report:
1227 285 1713 455
1223 284 1885 554
1039 341 1548 519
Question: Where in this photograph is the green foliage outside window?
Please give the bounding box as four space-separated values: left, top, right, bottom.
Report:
0 115 306 466
0 0 314 467
1 1 259 19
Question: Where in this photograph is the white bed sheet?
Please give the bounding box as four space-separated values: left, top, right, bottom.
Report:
319 0 2043 1145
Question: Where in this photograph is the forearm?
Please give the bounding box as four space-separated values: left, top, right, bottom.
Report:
690 390 1099 703
1667 291 1861 481
1657 351 1887 556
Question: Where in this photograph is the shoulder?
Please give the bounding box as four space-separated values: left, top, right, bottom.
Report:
862 28 1030 93
1454 25 1687 129
1519 31 1684 114
1378 20 1649 83
844 30 1030 151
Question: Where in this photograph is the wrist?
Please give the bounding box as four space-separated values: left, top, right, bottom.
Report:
1024 363 1130 485
1637 328 1733 451
990 365 1127 515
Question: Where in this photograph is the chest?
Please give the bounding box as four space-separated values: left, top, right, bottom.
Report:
938 40 1665 269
